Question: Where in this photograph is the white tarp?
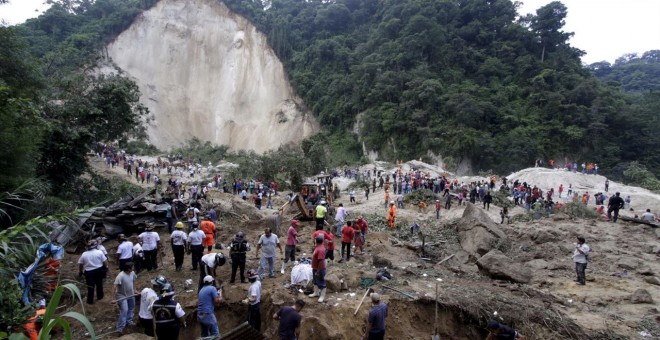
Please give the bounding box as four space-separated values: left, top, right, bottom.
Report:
290 263 313 285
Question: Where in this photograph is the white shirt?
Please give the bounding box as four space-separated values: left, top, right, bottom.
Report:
139 231 160 251
641 212 656 222
133 243 143 258
572 243 590 264
188 229 205 245
248 280 261 305
78 249 107 271
335 207 347 221
139 288 158 319
171 230 187 245
117 241 134 260
97 245 108 256
201 253 217 268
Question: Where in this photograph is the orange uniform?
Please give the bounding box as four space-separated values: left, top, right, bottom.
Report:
24 308 46 340
200 220 217 248
387 204 397 228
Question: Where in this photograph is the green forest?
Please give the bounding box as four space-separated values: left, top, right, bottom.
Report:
1 0 660 224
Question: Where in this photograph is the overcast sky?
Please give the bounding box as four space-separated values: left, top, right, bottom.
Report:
1 0 658 64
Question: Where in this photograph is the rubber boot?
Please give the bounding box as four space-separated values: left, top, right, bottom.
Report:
308 286 319 298
281 261 286 274
318 288 327 303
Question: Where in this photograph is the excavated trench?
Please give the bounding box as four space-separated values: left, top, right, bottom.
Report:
179 292 487 339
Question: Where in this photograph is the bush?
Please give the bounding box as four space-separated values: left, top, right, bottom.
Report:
622 162 660 192
491 190 515 208
403 189 439 204
560 202 600 219
123 140 161 156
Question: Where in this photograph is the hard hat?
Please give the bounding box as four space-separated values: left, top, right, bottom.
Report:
175 222 184 229
151 275 168 287
160 283 174 296
236 231 245 239
203 275 214 283
247 269 259 280
215 253 226 266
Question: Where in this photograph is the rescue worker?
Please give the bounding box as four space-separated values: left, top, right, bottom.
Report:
229 231 250 283
170 222 187 272
23 299 46 340
78 239 109 304
387 201 397 229
139 276 168 336
199 252 226 290
151 284 185 340
116 234 134 270
187 223 205 270
485 319 525 339
315 200 327 231
309 234 327 303
199 216 217 253
244 269 262 331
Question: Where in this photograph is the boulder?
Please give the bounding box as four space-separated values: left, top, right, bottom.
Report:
630 289 654 304
457 203 507 257
325 273 342 293
531 229 558 244
526 259 549 270
644 276 660 286
552 213 569 221
476 249 532 284
616 258 640 270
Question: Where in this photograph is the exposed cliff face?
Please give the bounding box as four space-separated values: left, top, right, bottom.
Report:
107 0 317 152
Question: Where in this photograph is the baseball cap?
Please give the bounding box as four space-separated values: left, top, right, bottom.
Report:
203 275 214 283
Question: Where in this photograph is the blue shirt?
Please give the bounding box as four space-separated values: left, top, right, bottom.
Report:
368 302 388 333
198 285 218 314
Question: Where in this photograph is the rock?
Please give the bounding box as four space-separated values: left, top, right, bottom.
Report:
637 267 655 276
548 262 570 271
654 228 660 238
476 249 532 284
325 273 342 293
526 259 549 270
617 258 640 270
457 203 508 257
652 245 660 254
552 213 569 221
644 276 660 286
531 229 558 244
630 289 654 304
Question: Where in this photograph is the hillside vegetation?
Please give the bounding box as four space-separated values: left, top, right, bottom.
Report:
224 0 660 174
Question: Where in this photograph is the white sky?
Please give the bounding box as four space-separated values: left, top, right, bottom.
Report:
1 0 659 64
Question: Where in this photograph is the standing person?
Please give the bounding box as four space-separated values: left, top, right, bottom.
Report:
500 207 510 224
387 201 396 229
340 221 355 262
244 270 262 331
139 276 168 336
572 236 590 286
335 203 348 237
282 220 299 274
604 179 609 193
444 193 452 210
567 184 573 197
558 184 564 198
198 275 222 338
112 262 137 334
273 300 305 340
188 224 205 270
199 252 226 291
485 320 525 340
315 201 327 231
362 293 388 340
200 216 217 253
354 222 365 255
624 195 632 210
78 240 108 304
396 193 404 209
165 200 177 234
355 215 369 246
607 192 625 222
132 236 144 274
350 189 356 203
151 284 185 340
171 222 187 272
256 227 283 279
308 235 327 303
139 224 160 271
483 191 492 211
365 186 369 201
229 232 250 283
435 200 442 220
116 234 134 270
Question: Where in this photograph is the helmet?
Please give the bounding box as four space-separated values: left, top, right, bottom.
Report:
247 269 259 281
215 253 226 266
160 283 174 297
151 275 168 287
191 222 199 229
175 222 184 229
236 231 245 239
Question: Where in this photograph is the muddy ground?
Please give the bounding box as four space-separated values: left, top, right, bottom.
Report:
55 159 660 339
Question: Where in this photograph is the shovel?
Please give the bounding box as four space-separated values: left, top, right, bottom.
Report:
432 281 440 340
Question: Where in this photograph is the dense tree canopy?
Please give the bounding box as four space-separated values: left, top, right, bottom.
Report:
224 0 660 175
